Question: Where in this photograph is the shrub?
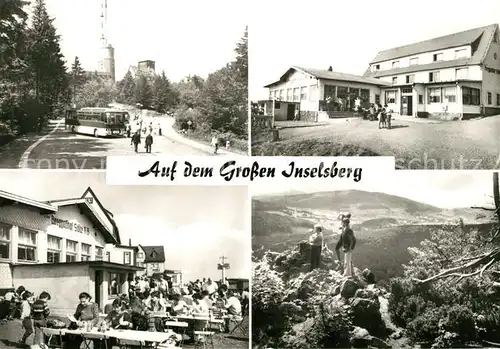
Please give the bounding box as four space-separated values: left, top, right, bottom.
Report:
406 307 442 343
440 305 476 342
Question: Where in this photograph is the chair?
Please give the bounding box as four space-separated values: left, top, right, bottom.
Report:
229 315 246 335
193 331 215 349
82 332 108 349
42 328 64 349
163 321 188 347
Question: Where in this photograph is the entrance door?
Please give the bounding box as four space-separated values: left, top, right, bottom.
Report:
94 271 102 309
401 96 413 116
287 104 295 120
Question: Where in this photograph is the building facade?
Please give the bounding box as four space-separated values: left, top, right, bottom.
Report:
135 245 166 277
0 188 143 315
264 24 500 121
264 66 389 122
364 24 500 120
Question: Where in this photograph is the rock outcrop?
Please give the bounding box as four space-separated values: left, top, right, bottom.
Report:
262 241 401 348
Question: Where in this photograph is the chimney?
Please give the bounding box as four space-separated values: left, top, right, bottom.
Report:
129 238 131 246
328 66 333 72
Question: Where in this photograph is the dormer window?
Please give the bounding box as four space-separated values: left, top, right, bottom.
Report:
392 61 400 68
455 49 467 59
374 64 380 71
433 53 443 62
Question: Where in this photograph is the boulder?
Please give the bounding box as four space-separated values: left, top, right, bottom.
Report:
362 268 376 284
350 326 391 348
340 278 361 299
354 288 378 300
349 298 387 338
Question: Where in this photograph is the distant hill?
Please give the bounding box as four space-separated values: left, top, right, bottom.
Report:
252 190 495 281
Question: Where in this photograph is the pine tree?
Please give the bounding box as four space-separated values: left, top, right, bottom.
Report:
70 56 85 106
135 75 152 109
26 0 69 127
152 71 177 114
116 70 136 105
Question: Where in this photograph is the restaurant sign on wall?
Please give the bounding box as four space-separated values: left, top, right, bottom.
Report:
51 215 91 234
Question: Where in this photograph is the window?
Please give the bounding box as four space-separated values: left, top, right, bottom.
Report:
279 89 285 100
418 95 424 104
81 243 91 261
462 87 480 105
309 85 317 101
429 71 440 82
274 101 281 109
324 85 336 100
137 252 144 259
410 57 418 65
392 77 398 84
433 53 443 61
300 87 308 101
124 252 131 265
268 90 272 99
494 53 498 60
106 251 110 262
385 90 397 104
455 49 467 59
286 88 292 101
375 64 380 71
18 228 36 262
375 94 380 104
444 87 456 103
497 93 500 106
455 68 469 79
95 247 103 261
152 263 160 271
360 89 370 102
273 90 278 99
428 87 441 103
108 272 124 296
292 88 299 101
402 88 412 94
66 240 77 262
405 75 415 84
488 92 492 105
0 224 11 259
47 235 61 263
392 61 400 68
337 86 348 98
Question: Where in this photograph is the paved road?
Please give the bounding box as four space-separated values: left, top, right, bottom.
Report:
276 116 500 169
0 120 218 170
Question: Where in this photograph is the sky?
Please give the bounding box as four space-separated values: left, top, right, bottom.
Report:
251 171 495 209
249 0 500 100
37 0 247 82
0 171 250 281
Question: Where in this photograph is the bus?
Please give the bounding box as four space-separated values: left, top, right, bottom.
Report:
65 107 129 137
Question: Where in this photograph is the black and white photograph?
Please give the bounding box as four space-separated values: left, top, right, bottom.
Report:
0 0 248 170
0 171 250 348
252 171 500 348
250 0 500 169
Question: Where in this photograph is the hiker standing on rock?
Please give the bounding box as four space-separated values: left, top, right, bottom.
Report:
308 224 324 271
335 216 356 277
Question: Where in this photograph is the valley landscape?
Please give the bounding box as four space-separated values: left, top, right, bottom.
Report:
252 190 495 281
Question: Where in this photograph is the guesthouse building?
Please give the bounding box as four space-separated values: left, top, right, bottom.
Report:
0 188 143 315
263 23 500 121
135 245 166 277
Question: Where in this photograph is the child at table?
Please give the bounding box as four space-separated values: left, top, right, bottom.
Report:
32 291 51 345
19 291 34 345
105 299 133 329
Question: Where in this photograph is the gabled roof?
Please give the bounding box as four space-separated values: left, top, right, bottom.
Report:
368 24 498 64
48 187 121 244
264 66 391 88
0 190 57 214
139 245 165 263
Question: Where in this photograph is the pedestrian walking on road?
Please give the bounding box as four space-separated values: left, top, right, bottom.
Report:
131 131 141 153
211 135 219 155
126 124 131 138
145 133 153 153
157 122 162 136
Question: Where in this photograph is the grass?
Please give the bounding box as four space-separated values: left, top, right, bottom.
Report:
251 137 381 156
0 316 249 349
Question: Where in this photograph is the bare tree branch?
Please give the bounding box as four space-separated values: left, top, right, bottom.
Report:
471 206 498 211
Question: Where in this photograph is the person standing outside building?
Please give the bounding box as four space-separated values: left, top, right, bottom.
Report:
211 135 219 154
131 130 141 153
308 224 324 271
158 275 169 299
145 132 153 153
335 217 356 277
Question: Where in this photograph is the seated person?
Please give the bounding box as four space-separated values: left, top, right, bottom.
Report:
141 291 152 309
149 291 167 312
200 291 213 310
105 299 132 329
223 290 242 332
192 293 209 315
171 294 190 316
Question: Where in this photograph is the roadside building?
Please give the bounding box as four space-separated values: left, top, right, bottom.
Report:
135 245 166 277
263 24 500 121
0 187 143 315
364 23 500 120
